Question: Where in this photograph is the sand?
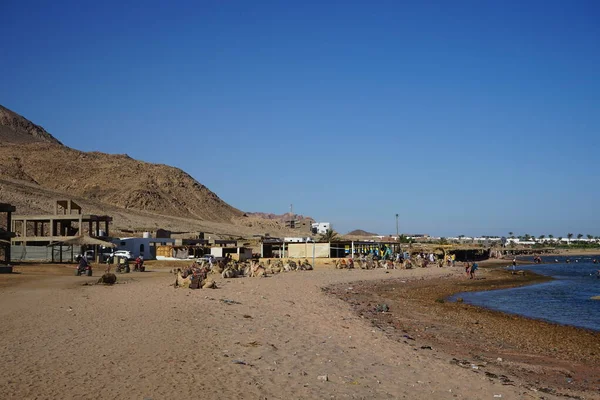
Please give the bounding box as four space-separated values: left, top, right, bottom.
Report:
0 263 597 400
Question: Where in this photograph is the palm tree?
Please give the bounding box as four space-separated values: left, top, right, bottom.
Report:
319 229 339 243
587 234 593 240
508 232 514 238
548 234 554 240
567 233 573 244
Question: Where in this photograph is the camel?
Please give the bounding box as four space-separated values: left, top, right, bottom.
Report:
299 259 313 270
173 263 215 289
202 279 217 288
249 261 267 278
335 258 354 269
269 260 284 274
174 269 192 288
221 267 238 279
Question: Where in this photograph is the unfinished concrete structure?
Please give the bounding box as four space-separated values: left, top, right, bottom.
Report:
11 200 112 246
0 203 16 271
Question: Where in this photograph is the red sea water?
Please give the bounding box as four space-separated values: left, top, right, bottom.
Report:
451 256 600 331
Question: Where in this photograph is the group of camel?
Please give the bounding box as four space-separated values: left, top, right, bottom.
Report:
334 256 430 270
173 258 314 289
173 253 446 289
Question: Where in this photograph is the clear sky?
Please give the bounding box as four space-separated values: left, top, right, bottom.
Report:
1 1 599 237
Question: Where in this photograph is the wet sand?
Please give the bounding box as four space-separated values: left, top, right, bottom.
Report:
327 267 600 399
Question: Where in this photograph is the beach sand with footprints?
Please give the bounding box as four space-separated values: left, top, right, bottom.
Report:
0 261 598 399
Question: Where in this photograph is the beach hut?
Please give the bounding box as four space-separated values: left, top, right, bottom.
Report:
47 235 116 263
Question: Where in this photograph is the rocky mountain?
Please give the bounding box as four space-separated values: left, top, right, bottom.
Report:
0 105 62 145
0 104 275 235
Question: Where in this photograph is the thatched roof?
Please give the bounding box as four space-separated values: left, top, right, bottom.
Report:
47 235 116 248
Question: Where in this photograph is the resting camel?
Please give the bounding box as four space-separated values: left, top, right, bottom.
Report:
174 269 192 288
174 263 216 289
249 261 267 278
300 259 313 270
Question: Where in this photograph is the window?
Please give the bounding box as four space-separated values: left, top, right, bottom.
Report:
140 244 145 254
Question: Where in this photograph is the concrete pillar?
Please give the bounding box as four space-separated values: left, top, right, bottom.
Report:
23 219 27 245
6 210 12 263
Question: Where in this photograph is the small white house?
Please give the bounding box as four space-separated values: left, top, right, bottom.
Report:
311 222 331 235
113 237 175 260
211 246 253 261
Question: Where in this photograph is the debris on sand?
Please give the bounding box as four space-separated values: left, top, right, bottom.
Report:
221 299 242 305
375 303 389 313
98 273 117 285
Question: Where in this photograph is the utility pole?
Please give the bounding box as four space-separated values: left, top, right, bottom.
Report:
395 214 399 238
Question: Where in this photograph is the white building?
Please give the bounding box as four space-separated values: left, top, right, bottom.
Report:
113 237 175 260
311 222 331 235
284 237 313 243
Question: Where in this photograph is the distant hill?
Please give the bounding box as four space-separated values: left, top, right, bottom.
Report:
247 212 313 223
346 229 378 236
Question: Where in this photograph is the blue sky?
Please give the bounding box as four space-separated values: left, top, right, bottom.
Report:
1 1 599 236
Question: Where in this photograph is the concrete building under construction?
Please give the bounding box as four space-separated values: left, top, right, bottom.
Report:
0 203 16 270
10 200 112 262
11 200 112 245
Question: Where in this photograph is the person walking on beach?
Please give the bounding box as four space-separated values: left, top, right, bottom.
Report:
512 258 517 270
464 261 471 277
470 262 478 279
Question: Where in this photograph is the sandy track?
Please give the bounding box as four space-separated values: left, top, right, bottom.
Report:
0 267 563 400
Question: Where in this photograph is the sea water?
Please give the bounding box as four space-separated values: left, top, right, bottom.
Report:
451 256 600 331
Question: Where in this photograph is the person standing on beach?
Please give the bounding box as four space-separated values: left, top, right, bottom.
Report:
512 258 517 270
464 261 471 277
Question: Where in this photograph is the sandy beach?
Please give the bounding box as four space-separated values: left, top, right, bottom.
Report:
0 262 598 400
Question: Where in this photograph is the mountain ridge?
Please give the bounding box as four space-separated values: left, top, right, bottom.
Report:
0 105 62 145
0 105 261 234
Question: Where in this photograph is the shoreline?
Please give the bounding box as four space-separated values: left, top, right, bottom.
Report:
326 266 600 398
